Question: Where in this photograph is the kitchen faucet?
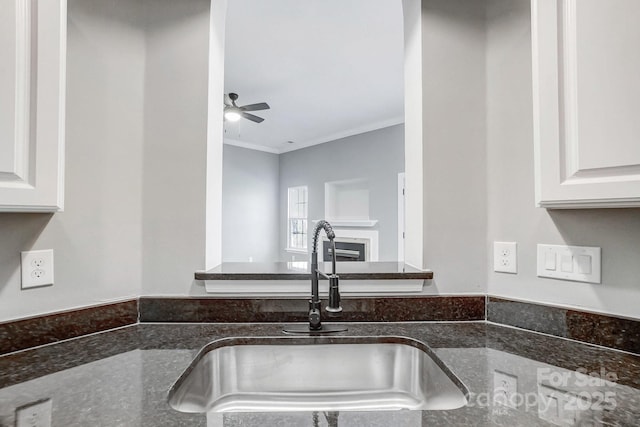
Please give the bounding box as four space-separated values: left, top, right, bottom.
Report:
284 220 347 334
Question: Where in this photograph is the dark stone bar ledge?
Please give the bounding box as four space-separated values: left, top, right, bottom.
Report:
195 261 433 281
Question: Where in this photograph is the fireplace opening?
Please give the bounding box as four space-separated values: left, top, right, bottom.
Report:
322 238 369 262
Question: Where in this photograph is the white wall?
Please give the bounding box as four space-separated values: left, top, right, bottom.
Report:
486 0 640 319
419 0 488 294
0 0 146 321
222 145 280 262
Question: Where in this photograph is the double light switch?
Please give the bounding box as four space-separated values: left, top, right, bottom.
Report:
537 244 601 284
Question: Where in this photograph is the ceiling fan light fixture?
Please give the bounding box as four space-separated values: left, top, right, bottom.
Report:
224 107 242 122
223 92 269 123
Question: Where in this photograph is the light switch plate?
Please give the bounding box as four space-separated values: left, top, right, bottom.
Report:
15 399 52 427
537 244 601 284
493 242 517 274
537 384 600 426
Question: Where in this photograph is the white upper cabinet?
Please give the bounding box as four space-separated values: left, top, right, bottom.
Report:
0 0 66 212
532 0 640 208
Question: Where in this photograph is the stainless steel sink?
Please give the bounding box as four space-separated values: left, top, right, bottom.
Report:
168 336 468 413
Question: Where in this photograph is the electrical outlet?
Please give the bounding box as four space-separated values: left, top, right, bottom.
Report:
15 399 52 427
21 250 54 289
494 242 517 274
494 371 518 408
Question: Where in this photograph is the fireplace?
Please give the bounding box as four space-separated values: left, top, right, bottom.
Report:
320 229 379 262
322 238 368 262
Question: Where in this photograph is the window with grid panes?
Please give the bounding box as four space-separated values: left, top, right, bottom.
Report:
287 186 308 251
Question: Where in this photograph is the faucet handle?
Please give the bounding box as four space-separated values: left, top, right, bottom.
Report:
326 275 342 314
309 299 322 330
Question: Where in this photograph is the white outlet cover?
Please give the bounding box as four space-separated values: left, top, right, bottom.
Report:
493 242 517 274
21 249 54 289
494 370 518 408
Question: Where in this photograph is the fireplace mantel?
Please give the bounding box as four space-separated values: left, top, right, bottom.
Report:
312 219 378 227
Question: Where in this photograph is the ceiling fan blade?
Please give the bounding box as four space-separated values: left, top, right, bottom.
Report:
240 102 270 112
242 112 265 123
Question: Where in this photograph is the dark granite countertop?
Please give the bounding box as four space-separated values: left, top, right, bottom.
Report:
1 322 639 426
195 262 433 280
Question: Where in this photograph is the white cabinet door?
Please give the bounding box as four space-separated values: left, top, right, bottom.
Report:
0 0 66 212
532 0 640 208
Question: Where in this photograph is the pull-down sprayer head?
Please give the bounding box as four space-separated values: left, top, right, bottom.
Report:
311 220 341 316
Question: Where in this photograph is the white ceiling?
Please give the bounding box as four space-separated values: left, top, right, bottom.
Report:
223 0 404 154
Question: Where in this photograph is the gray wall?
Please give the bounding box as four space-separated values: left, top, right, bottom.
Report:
0 0 211 320
3 0 640 322
222 145 280 262
485 0 640 319
278 124 404 261
419 0 488 294
141 0 209 295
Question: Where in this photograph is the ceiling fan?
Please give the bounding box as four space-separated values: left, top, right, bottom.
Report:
224 93 270 123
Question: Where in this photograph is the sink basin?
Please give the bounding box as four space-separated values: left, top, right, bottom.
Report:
168 336 468 413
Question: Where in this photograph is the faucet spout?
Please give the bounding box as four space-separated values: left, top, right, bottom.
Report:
312 220 335 252
283 220 346 334
309 221 344 330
